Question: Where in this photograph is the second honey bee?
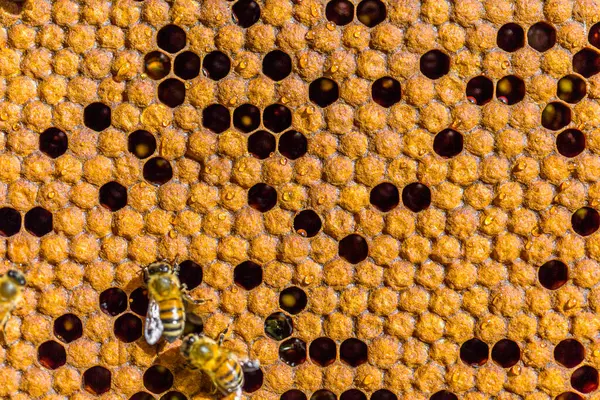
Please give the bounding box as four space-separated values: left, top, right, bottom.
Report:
0 270 26 332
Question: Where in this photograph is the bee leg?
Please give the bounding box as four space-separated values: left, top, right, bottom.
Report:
218 324 232 346
181 284 205 305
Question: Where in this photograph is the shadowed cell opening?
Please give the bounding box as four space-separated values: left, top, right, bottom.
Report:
100 287 128 316
203 104 231 134
340 338 368 367
371 77 401 107
309 337 337 367
370 182 400 212
130 392 155 400
157 25 186 54
143 157 173 185
571 366 599 394
371 390 397 400
263 50 292 81
279 130 308 160
160 391 187 400
174 51 201 80
433 129 463 158
143 365 174 394
554 339 585 368
248 130 276 159
203 51 231 81
54 313 83 343
538 260 568 290
100 181 128 211
497 23 525 52
158 78 186 108
309 78 339 107
0 207 21 237
233 104 261 133
84 102 111 132
38 340 66 370
466 76 493 105
282 390 307 400
429 391 458 400
279 337 307 366
265 312 294 340
178 260 203 290
40 127 68 158
24 207 53 237
573 48 600 78
402 183 431 212
232 0 261 28
279 286 307 314
114 313 143 343
242 367 263 393
248 183 277 212
557 75 586 104
528 22 556 52
491 339 520 368
420 50 450 80
326 0 354 25
556 129 585 158
340 390 366 400
496 75 525 105
83 366 112 395
572 207 600 236
460 338 489 366
339 234 369 264
234 261 263 290
128 130 157 159
294 210 322 237
263 104 292 133
144 51 171 80
356 0 386 27
541 101 571 131
129 287 150 316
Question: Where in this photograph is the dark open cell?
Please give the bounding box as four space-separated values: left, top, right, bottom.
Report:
371 77 401 107
263 104 292 133
433 128 463 158
143 157 173 185
555 393 584 400
248 130 276 159
572 207 600 236
571 366 599 393
491 339 521 368
309 337 337 367
538 260 568 290
129 287 150 316
232 0 261 28
84 102 111 132
557 75 587 104
311 390 337 400
157 24 186 54
264 311 294 340
556 129 585 157
158 78 186 108
326 0 354 25
143 365 174 394
234 261 263 290
356 0 386 27
340 390 366 400
402 182 431 212
497 23 525 52
466 76 494 105
279 286 307 314
542 102 571 131
248 183 277 212
144 51 171 80
370 182 400 212
100 287 128 316
309 78 339 107
339 234 369 264
203 51 231 80
294 209 322 237
0 207 21 237
83 366 112 395
100 181 128 211
460 338 489 366
160 391 187 400
279 130 308 160
496 75 525 105
130 392 155 400
279 337 307 366
177 260 203 290
420 50 450 80
24 207 53 237
54 313 83 343
554 339 585 368
282 390 307 400
528 22 556 52
174 51 201 80
114 313 143 343
591 23 600 49
340 338 368 367
40 127 68 158
573 48 600 78
371 390 397 400
233 104 261 133
242 367 263 393
263 50 292 81
183 312 204 336
38 340 66 369
203 104 231 133
429 391 458 400
128 130 157 159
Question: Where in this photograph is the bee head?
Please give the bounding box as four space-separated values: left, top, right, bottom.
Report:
7 270 25 286
144 262 171 283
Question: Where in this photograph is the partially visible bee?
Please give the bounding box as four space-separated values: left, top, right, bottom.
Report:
180 331 260 400
144 262 201 345
0 270 26 332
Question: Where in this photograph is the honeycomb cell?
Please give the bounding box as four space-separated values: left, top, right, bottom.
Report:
24 207 53 237
371 390 397 400
341 390 366 400
232 0 261 28
203 104 231 134
460 338 489 366
202 51 231 81
279 286 307 315
402 183 431 212
131 393 155 400
309 337 337 367
161 391 187 400
143 157 173 185
242 367 263 392
528 22 556 52
129 287 149 317
143 365 174 394
557 75 587 104
54 313 83 343
248 130 276 159
433 128 463 158
83 366 112 395
38 340 66 370
174 51 201 80
371 77 401 108
572 207 600 236
84 102 112 132
263 104 292 133
538 260 568 290
144 51 171 80
128 130 157 159
0 207 21 237
233 104 261 133
555 393 584 400
573 48 600 78
279 130 308 160
309 78 340 107
556 129 585 158
571 366 599 394
420 50 450 80
234 261 263 290
326 0 354 26
466 76 493 105
430 391 457 400
158 78 186 108
263 50 292 82
491 339 520 368
590 23 600 49
541 102 571 131
340 338 367 367
554 339 585 368
99 181 128 211
279 338 307 366
496 75 525 105
114 313 143 343
265 312 293 340
248 183 277 212
40 127 68 158
356 0 386 27
282 390 307 400
294 210 322 237
370 182 400 212
339 234 369 264
497 23 525 52
157 25 186 54
177 260 203 291
99 287 128 316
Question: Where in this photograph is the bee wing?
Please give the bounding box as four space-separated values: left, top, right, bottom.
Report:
144 298 164 345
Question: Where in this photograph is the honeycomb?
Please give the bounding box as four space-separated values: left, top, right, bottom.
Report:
3 0 600 398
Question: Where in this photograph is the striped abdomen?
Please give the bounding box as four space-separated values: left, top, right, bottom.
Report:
158 297 185 342
211 356 244 394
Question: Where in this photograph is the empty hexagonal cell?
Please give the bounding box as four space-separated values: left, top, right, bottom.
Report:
460 338 489 366
572 207 600 236
84 102 111 132
263 104 292 133
232 0 261 28
143 157 173 185
528 22 556 52
24 207 53 237
573 48 600 78
571 366 599 393
99 181 128 211
496 75 525 105
129 287 150 316
309 77 339 107
203 104 231 133
233 104 261 133
402 182 431 212
100 287 128 316
278 130 308 160
279 337 307 366
279 286 307 314
420 50 450 80
158 78 186 108
144 365 174 394
282 390 307 400
590 22 600 49
326 0 354 25
202 51 231 80
340 338 368 367
264 312 293 340
339 234 368 264
497 23 525 52
248 130 276 159
0 207 21 237
54 313 83 343
370 182 399 212
372 390 397 400
157 24 186 54
309 337 337 367
556 129 585 157
39 127 68 158
557 75 587 104
114 312 143 343
430 391 458 400
433 128 463 158
371 76 401 107
466 76 494 105
555 393 584 400
248 183 277 212
242 367 263 393
130 392 155 400
555 339 585 368
311 390 336 400
491 339 521 368
356 0 386 27
340 390 366 400
177 260 203 290
263 50 292 81
174 51 200 80
293 209 322 237
234 261 263 290
144 51 171 80
128 130 157 159
538 260 568 290
38 340 66 370
542 102 571 131
83 366 112 395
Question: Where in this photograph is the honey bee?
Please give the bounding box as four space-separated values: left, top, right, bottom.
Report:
180 330 260 400
144 262 201 345
0 270 26 332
